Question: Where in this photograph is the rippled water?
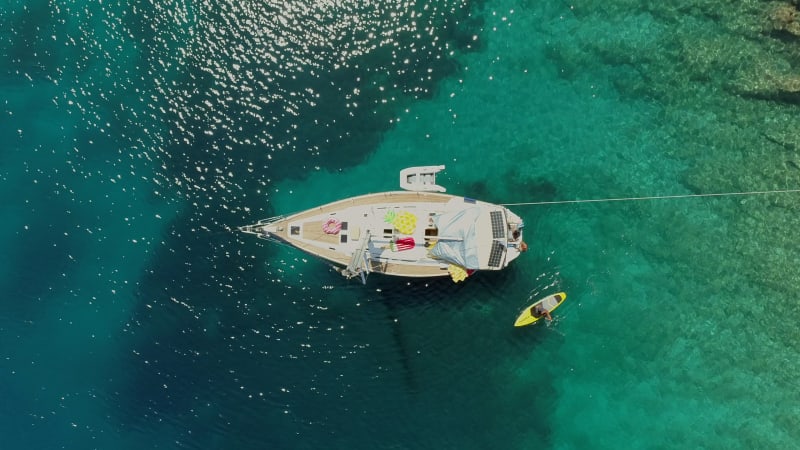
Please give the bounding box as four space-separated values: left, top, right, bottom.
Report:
3 0 800 448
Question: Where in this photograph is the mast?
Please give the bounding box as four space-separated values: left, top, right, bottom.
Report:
342 230 372 284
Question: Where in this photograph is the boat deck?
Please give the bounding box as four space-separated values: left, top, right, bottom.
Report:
244 190 524 280
265 192 457 277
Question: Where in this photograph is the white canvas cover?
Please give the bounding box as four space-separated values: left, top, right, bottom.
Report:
429 207 482 268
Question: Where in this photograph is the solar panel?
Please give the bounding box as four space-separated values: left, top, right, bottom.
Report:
488 241 505 268
490 211 505 239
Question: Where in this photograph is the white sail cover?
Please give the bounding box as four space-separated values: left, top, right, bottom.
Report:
429 207 482 268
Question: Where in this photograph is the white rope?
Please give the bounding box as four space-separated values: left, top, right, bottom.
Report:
500 188 800 206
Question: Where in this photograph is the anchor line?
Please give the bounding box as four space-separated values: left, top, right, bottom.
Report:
500 188 800 207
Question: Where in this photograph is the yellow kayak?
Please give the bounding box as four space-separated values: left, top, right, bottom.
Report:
514 292 567 327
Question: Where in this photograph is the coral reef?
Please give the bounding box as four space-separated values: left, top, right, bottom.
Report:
731 67 800 103
547 0 800 298
554 2 800 104
769 2 800 37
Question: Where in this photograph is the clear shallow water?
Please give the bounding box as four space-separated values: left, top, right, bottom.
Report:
2 0 800 448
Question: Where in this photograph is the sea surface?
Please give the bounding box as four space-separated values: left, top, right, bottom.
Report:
2 0 800 448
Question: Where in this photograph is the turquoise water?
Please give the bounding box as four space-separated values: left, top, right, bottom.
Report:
3 0 800 448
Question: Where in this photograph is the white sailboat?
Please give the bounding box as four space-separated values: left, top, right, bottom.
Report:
239 166 527 283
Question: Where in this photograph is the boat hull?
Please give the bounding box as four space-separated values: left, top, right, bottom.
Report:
241 191 526 281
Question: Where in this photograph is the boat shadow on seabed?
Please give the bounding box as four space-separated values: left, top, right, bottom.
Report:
365 276 460 393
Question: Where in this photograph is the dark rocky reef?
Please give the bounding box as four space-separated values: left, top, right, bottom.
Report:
769 2 800 37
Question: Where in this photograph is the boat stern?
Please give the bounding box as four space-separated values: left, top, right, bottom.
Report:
504 208 527 260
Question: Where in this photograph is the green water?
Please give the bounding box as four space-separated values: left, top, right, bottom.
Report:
2 0 799 448
267 1 800 448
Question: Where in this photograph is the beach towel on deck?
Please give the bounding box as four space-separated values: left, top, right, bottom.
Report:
390 237 415 251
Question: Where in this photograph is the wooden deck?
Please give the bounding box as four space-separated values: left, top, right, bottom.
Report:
288 191 453 220
368 259 450 277
301 220 341 245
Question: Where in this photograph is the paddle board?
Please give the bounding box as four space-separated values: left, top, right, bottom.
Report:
514 292 567 327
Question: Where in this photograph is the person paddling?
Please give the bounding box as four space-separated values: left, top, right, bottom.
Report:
533 304 552 321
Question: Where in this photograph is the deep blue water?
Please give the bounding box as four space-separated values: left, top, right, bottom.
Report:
3 0 800 449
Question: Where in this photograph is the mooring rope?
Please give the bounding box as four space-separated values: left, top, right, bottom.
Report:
500 188 800 207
